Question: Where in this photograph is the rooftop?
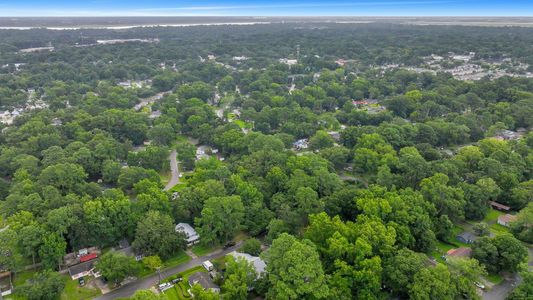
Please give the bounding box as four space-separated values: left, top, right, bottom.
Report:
228 251 266 276
68 260 95 277
446 247 472 258
175 223 200 243
498 214 518 224
188 272 219 291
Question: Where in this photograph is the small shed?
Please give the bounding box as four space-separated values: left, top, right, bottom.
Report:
497 214 518 227
490 201 510 212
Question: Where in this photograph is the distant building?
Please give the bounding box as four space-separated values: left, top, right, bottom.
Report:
444 247 472 261
456 232 477 244
490 201 511 212
175 223 200 246
327 131 341 142
293 139 309 150
497 214 518 227
228 251 266 278
188 272 220 293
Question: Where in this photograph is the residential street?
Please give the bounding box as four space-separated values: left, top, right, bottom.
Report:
94 242 242 300
163 149 179 191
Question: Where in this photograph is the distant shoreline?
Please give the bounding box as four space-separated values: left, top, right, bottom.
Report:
0 16 533 29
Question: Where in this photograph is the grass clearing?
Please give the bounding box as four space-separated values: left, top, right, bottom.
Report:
163 251 191 268
484 209 504 223
60 276 101 300
191 244 218 257
486 273 504 285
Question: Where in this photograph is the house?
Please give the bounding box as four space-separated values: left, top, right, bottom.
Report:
293 139 309 150
444 247 472 261
228 251 266 278
456 232 477 244
188 272 220 293
68 260 98 280
497 214 518 227
175 223 200 246
0 271 13 297
490 201 510 212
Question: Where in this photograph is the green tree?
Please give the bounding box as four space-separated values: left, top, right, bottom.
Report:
309 130 335 151
510 202 533 243
132 211 185 258
95 251 139 285
20 269 65 300
240 238 262 256
262 233 329 299
196 196 244 245
508 269 533 300
409 265 456 300
222 256 257 300
383 248 427 296
142 255 163 272
38 233 66 270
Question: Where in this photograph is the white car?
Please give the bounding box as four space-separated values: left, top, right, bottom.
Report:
474 282 485 289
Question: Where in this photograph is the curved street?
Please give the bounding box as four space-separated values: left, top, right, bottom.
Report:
164 149 179 191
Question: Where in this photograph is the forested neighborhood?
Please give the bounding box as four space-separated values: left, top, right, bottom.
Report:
0 19 532 300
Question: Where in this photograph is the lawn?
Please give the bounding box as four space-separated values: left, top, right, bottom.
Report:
486 273 504 285
483 209 504 223
60 276 101 300
12 270 38 287
163 251 191 268
191 244 219 257
489 223 510 235
430 241 457 263
168 182 188 193
137 251 191 278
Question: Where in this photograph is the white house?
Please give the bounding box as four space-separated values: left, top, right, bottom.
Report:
175 223 200 246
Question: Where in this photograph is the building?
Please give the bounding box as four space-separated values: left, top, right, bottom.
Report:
228 251 266 278
175 223 200 246
444 247 472 261
497 214 518 227
490 201 510 212
456 232 477 244
293 139 309 150
0 271 13 297
188 272 220 293
68 260 98 280
80 253 98 263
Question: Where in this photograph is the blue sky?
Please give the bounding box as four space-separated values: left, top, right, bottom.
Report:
0 0 532 17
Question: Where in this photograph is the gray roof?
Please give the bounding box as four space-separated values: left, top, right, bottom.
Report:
228 251 266 276
188 272 219 290
175 223 199 243
68 260 95 277
457 232 477 241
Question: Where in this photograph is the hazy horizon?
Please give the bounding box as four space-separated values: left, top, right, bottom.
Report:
0 0 532 17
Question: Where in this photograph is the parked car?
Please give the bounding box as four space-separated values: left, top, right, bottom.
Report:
78 277 85 286
224 241 236 249
171 277 183 284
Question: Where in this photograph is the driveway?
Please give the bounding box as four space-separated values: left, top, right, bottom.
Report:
482 274 521 300
94 242 242 300
163 149 179 191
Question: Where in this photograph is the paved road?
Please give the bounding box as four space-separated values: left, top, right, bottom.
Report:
95 242 242 300
482 274 521 300
163 149 179 191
